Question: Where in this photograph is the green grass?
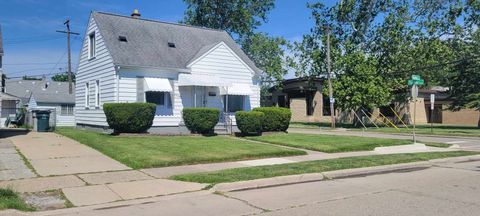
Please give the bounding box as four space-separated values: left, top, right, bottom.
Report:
171 151 479 184
290 122 480 137
0 189 34 211
366 125 480 137
55 127 306 169
246 133 413 153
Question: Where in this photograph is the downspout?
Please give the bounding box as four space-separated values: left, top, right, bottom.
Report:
115 66 120 102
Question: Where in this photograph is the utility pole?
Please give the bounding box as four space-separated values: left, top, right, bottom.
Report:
56 19 79 94
326 27 335 129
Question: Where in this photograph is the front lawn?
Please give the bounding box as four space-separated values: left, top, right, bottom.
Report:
246 133 413 153
0 189 34 211
290 122 480 137
172 151 479 184
55 128 306 169
368 125 480 137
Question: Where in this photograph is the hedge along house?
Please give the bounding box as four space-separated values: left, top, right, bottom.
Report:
75 11 261 133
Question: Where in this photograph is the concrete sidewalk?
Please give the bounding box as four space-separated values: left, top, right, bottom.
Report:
8 132 130 176
0 139 35 181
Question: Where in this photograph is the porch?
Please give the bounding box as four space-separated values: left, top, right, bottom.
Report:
137 74 254 129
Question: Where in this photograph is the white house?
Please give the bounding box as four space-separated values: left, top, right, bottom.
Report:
5 80 76 127
75 11 261 133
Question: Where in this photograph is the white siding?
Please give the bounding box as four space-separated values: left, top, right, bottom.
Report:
189 43 261 112
75 16 117 127
118 70 183 126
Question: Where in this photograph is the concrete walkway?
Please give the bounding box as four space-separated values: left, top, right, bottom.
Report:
0 139 35 181
0 130 459 209
8 132 130 176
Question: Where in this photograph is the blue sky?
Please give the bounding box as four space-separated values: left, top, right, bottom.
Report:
0 0 325 79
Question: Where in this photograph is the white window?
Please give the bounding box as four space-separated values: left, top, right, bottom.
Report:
85 82 89 108
223 95 244 112
88 32 96 59
145 92 172 115
61 104 74 116
95 80 100 107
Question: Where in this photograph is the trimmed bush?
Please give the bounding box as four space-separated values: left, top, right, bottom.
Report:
183 108 220 134
236 111 264 135
253 107 292 132
103 103 156 133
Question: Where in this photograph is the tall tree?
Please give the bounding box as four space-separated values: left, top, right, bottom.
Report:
182 0 275 40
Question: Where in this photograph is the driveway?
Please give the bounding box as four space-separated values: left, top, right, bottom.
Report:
8 132 129 176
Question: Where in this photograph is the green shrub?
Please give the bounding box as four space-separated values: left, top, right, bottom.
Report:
253 107 291 132
236 111 264 135
182 108 220 134
103 103 156 133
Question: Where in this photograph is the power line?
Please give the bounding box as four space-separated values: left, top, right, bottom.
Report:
3 62 68 65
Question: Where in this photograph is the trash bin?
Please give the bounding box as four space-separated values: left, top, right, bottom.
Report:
36 110 51 132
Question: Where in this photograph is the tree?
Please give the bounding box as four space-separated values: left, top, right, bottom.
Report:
446 30 480 127
51 72 75 82
22 75 41 81
241 32 290 105
182 0 275 40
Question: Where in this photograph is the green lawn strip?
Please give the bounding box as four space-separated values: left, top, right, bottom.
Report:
423 142 452 148
0 188 34 211
246 133 412 153
55 127 306 169
357 125 480 137
171 151 478 184
290 122 480 137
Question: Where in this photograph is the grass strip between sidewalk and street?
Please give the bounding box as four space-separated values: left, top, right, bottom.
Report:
171 151 479 185
246 133 413 153
55 127 306 169
0 188 34 211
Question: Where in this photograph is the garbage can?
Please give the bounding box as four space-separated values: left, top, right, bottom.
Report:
36 110 51 132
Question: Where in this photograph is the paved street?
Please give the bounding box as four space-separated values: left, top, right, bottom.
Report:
289 128 480 150
31 159 480 216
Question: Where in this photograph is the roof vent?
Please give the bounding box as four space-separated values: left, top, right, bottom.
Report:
118 36 127 42
168 42 176 48
131 9 141 18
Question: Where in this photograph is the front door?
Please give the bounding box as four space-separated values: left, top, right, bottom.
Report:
194 86 206 107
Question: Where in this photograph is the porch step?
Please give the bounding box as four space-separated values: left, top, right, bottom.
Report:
215 123 230 135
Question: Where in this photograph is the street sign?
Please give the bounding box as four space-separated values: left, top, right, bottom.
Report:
329 98 335 104
430 94 435 110
408 75 424 87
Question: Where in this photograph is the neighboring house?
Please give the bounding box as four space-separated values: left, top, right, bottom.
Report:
268 78 330 122
5 80 76 126
0 24 4 90
75 11 261 133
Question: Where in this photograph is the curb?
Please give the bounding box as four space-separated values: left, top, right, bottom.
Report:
211 155 480 193
211 173 325 192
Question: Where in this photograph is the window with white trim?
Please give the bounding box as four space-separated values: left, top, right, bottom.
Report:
61 104 74 116
223 95 244 112
85 82 89 108
88 32 96 59
95 80 100 107
145 92 172 115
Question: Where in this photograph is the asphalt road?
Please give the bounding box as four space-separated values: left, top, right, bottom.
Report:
41 159 480 216
288 128 480 151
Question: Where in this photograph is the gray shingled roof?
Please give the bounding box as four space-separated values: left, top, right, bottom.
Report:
5 80 75 104
92 12 261 73
0 24 3 55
